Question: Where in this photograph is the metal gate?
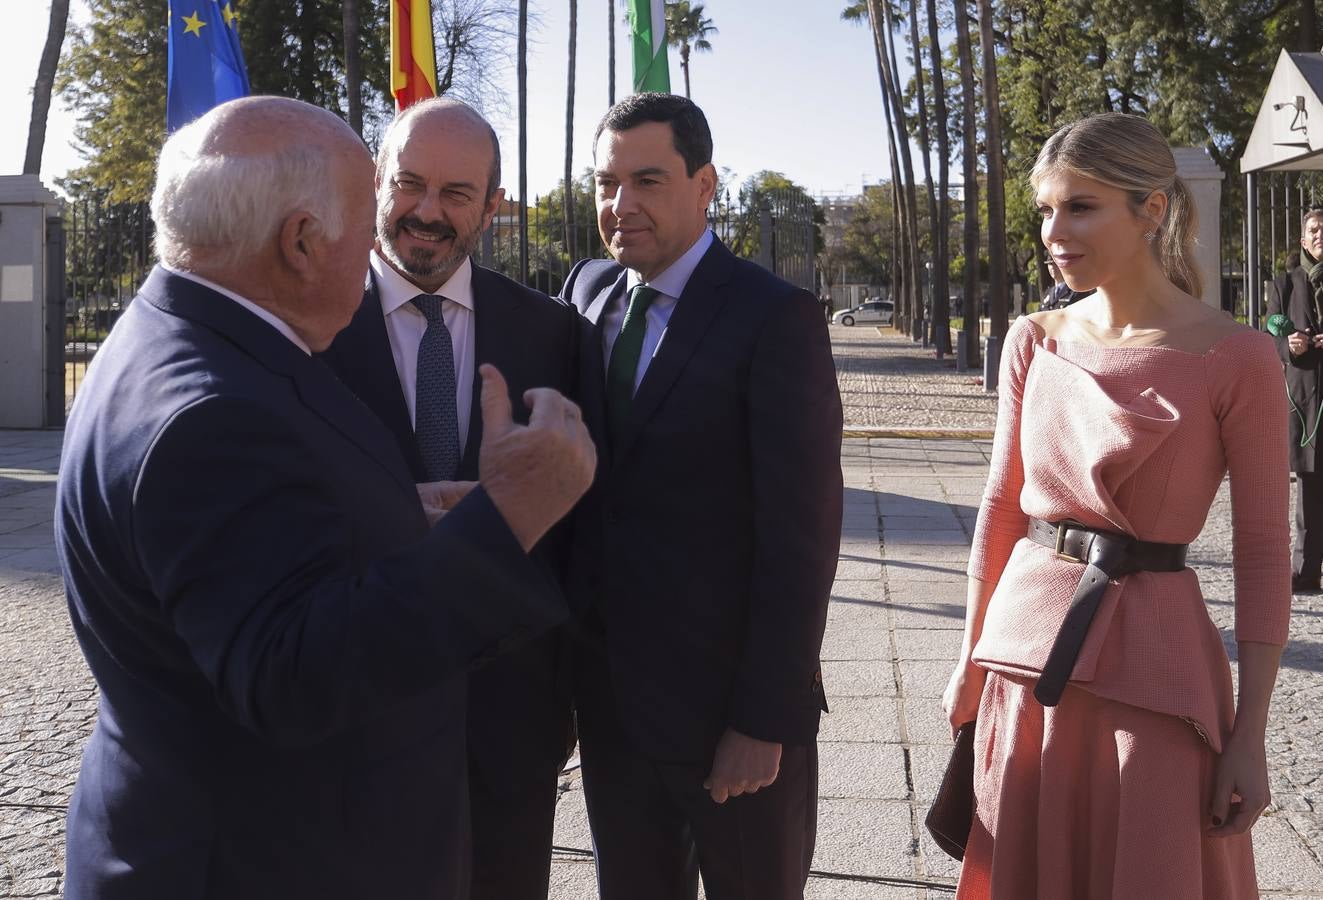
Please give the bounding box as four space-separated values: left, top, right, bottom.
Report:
62 197 154 412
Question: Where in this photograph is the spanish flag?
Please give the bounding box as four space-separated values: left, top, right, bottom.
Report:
390 0 437 111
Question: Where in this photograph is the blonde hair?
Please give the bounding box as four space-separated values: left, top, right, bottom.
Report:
1031 112 1201 298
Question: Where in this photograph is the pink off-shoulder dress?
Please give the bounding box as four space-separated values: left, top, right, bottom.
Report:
958 317 1293 899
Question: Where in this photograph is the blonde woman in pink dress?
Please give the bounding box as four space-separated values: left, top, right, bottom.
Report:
942 112 1292 899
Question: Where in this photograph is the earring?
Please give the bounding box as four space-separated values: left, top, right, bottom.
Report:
1144 230 1157 243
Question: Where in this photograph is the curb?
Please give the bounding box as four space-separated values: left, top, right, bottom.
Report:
843 427 995 440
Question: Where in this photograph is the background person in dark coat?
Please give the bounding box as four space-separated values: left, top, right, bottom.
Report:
561 93 843 900
321 98 579 900
55 96 596 900
1268 206 1323 593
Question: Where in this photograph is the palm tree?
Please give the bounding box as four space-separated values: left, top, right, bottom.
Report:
664 1 717 99
564 0 578 260
978 0 1007 342
843 0 911 330
24 0 70 175
878 0 922 338
342 0 363 136
925 0 952 355
907 0 939 349
953 0 980 365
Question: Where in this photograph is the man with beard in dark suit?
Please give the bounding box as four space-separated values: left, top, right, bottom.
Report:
321 98 579 900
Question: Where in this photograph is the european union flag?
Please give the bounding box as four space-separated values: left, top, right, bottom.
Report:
166 2 250 133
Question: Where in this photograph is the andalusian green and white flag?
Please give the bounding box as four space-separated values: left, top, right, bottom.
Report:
628 0 670 93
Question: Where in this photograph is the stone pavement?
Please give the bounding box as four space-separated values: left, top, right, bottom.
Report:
2 327 1321 897
831 324 997 432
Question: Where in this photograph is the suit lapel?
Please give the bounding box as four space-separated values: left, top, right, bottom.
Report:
290 360 418 495
461 269 516 479
613 241 735 463
577 270 626 467
583 270 627 329
327 277 425 481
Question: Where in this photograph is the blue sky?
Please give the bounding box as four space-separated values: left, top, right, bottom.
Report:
2 1 914 200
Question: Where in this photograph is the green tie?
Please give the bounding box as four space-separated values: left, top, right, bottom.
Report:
606 284 660 447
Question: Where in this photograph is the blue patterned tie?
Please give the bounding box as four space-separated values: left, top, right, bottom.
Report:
410 294 461 481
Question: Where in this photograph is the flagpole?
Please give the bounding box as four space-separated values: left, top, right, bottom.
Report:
518 0 529 285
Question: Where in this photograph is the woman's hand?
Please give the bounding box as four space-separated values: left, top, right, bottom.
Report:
1207 727 1271 837
942 657 987 740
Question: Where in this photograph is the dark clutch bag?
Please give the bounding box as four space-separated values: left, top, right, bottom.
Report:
924 721 976 861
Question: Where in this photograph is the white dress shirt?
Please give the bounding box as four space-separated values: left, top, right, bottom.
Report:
602 228 714 391
369 250 476 450
163 265 312 355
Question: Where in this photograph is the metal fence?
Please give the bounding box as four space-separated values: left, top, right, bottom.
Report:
59 187 819 412
476 186 819 296
62 198 154 413
1233 170 1323 327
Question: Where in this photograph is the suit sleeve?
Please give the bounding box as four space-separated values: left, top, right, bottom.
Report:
131 396 566 748
727 290 843 745
1269 272 1317 369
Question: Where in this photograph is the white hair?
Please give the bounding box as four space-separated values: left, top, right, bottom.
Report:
151 116 345 271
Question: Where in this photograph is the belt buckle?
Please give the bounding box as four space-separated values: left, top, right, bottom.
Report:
1053 520 1086 564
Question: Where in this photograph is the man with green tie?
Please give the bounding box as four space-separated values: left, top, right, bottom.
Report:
560 93 844 900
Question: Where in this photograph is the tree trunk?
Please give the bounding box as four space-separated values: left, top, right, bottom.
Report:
564 0 578 260
1300 0 1318 52
24 0 70 176
342 0 363 136
926 0 952 355
907 0 938 345
865 0 909 331
978 0 1007 342
518 0 529 283
876 0 922 338
607 0 616 106
953 0 980 365
681 45 692 98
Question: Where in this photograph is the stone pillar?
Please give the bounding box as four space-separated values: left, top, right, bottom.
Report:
0 176 63 428
1172 148 1223 308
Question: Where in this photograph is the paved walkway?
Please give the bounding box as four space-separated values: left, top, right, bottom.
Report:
831 324 997 433
2 327 1321 897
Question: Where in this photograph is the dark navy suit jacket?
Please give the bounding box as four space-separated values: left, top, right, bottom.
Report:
321 264 580 793
56 267 564 899
561 238 843 763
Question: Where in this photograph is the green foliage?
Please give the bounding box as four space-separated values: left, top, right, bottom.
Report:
839 184 895 287
57 0 168 203
665 1 717 54
724 170 825 262
242 0 390 126
529 168 606 275
58 0 394 203
881 0 1312 305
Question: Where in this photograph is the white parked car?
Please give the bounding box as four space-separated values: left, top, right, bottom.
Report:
832 299 894 326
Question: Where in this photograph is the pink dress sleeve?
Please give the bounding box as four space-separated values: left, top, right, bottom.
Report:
967 317 1037 583
1206 332 1293 645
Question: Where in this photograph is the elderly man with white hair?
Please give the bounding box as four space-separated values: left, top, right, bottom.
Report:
55 95 596 900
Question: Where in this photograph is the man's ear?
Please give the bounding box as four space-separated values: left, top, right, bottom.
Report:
481 186 506 231
277 211 318 275
696 163 718 210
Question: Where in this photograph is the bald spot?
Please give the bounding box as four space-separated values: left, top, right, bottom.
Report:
378 100 500 195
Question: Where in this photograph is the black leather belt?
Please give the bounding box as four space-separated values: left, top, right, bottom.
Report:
1025 518 1188 706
